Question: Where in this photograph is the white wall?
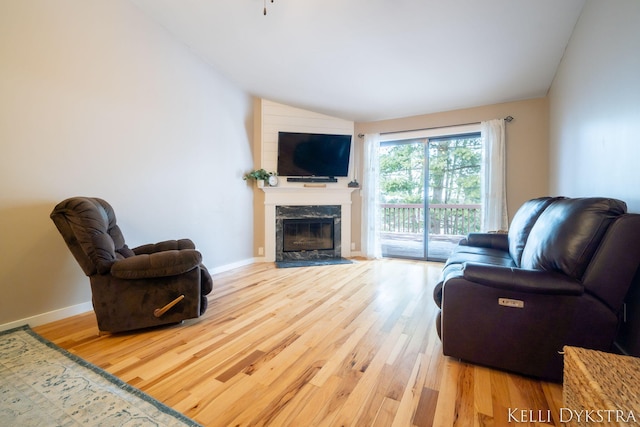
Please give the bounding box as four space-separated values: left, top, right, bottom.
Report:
549 0 640 212
0 1 255 328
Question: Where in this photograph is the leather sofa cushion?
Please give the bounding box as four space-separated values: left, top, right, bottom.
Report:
508 197 558 267
520 197 626 279
434 248 516 309
445 251 515 268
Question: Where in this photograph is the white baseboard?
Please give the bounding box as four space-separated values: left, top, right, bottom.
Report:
0 301 94 332
208 257 257 274
0 258 260 333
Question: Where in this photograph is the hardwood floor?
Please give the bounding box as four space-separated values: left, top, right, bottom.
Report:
33 259 564 426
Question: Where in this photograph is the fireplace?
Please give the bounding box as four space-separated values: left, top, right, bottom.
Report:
276 205 341 261
283 218 334 252
261 187 355 262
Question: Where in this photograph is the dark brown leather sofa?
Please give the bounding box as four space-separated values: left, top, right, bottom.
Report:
51 197 213 333
433 197 640 381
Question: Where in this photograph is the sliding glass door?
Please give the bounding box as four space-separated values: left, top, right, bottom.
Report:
379 139 427 259
379 130 482 261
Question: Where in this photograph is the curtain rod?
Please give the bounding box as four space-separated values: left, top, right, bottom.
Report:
357 115 513 138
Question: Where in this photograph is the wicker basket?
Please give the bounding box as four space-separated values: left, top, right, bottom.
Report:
563 346 640 426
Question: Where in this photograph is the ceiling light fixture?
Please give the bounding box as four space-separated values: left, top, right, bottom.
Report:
264 0 274 15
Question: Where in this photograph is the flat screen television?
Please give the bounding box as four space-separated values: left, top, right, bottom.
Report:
277 132 352 177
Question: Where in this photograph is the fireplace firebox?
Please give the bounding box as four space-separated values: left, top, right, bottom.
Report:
283 218 334 252
275 205 341 261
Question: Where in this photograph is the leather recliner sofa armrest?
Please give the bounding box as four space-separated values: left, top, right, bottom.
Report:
132 238 196 255
462 262 584 295
464 233 509 251
111 249 202 279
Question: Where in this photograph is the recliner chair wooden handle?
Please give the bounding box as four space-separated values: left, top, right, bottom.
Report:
154 295 185 317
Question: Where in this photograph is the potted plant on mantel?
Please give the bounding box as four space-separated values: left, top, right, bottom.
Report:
243 169 276 188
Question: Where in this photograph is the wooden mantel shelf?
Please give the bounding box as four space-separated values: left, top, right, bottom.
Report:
260 186 357 193
261 186 357 206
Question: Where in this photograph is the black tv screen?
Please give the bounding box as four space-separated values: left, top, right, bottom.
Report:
277 132 352 177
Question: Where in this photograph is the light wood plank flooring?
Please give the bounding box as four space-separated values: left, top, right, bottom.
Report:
34 259 564 426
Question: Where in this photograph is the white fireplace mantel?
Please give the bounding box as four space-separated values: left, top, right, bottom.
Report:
261 186 357 262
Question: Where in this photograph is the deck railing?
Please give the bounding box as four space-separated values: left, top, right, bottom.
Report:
380 203 481 236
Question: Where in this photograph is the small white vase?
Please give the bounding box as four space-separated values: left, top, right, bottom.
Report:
257 180 265 188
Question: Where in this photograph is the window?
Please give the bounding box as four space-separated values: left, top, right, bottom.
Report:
378 124 482 260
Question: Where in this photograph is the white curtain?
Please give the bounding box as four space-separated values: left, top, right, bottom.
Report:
361 133 382 259
480 119 508 232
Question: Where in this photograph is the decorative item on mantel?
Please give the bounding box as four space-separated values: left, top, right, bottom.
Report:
243 169 277 188
349 145 360 188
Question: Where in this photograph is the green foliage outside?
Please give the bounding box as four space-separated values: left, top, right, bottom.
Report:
379 136 482 205
379 135 482 236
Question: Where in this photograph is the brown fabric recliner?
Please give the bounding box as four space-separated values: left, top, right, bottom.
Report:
50 197 213 333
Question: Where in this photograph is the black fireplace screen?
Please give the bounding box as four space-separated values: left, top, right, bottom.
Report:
283 218 334 252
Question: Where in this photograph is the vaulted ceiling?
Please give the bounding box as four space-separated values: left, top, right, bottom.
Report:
131 0 585 122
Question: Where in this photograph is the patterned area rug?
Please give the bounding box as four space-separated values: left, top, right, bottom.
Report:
0 325 201 426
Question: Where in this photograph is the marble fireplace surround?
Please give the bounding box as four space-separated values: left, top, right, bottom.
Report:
276 205 340 261
262 187 356 262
